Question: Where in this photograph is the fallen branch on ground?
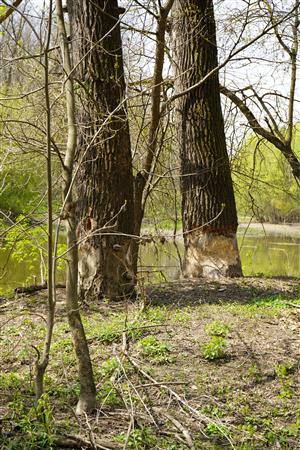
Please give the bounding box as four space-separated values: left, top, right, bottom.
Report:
124 353 236 447
286 302 300 309
14 282 66 294
159 410 196 449
54 434 119 449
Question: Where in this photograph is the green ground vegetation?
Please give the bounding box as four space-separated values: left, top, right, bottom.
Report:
1 278 300 449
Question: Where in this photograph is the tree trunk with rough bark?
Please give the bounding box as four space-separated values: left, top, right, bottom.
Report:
69 0 135 302
173 0 242 279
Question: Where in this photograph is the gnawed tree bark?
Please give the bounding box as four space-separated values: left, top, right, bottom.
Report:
173 0 242 279
68 0 135 302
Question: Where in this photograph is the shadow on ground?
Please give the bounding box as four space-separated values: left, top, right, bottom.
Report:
146 276 300 307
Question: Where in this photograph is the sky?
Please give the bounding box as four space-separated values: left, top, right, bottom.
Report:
2 0 299 143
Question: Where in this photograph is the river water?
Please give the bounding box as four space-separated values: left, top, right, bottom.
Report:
1 225 299 295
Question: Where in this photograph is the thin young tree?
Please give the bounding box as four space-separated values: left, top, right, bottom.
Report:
34 0 55 402
173 0 242 279
55 0 96 414
130 0 175 275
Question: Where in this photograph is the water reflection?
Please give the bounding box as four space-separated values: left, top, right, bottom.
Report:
140 235 300 282
1 233 299 294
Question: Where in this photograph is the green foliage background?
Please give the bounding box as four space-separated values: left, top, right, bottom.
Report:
233 126 300 223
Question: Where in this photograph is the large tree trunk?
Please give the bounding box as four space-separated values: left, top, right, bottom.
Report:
69 0 135 301
173 0 242 279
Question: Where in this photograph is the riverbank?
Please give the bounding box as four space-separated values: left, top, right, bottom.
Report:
1 221 300 296
141 221 300 238
238 222 300 237
1 276 300 449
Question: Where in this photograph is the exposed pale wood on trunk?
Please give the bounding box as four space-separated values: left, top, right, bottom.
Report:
69 0 135 302
173 0 242 279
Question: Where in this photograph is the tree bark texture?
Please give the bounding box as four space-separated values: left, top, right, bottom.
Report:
69 0 135 301
173 0 242 279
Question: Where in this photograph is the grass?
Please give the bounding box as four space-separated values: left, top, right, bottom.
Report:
211 294 300 319
205 320 232 337
1 278 300 449
137 335 173 364
201 336 227 360
115 426 189 449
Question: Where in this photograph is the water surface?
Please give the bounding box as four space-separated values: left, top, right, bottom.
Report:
1 226 299 295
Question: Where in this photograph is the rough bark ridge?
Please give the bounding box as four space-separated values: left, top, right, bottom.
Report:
173 0 242 279
69 0 135 301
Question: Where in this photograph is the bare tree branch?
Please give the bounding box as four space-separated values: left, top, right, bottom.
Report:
0 0 23 25
220 85 300 179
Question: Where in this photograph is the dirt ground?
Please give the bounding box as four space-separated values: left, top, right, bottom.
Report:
0 276 300 449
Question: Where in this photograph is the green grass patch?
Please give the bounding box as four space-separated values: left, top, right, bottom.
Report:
2 394 55 450
205 320 231 337
202 336 227 360
137 335 173 364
